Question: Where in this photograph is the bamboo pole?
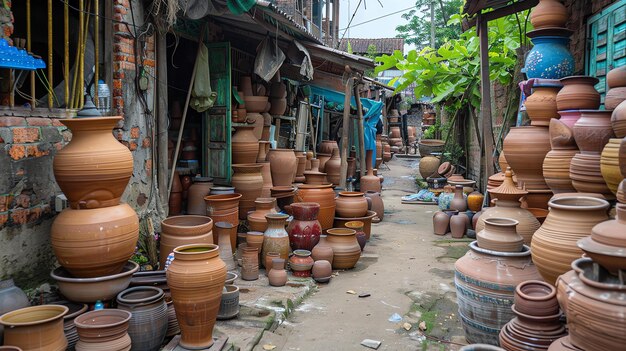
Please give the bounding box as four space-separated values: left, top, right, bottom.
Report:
48 0 53 108
27 0 35 109
70 0 84 108
94 0 99 107
339 69 354 189
64 0 69 107
78 1 90 109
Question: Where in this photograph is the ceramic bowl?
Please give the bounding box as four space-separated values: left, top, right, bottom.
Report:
514 280 559 316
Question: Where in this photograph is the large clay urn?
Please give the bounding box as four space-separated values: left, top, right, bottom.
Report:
531 196 610 285
0 305 68 351
335 191 368 218
503 126 551 191
572 110 614 153
325 228 361 269
419 155 440 178
186 177 214 215
524 80 562 126
74 309 132 351
159 215 214 269
543 119 578 193
260 214 290 268
601 138 623 194
530 0 568 29
204 193 241 231
455 242 541 345
295 184 336 231
360 150 382 193
231 125 259 164
231 163 263 220
166 244 226 350
247 197 278 232
286 202 322 251
266 149 297 186
51 203 139 278
324 148 342 185
53 117 133 209
556 76 601 111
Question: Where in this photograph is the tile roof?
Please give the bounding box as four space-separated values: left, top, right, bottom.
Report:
338 38 405 55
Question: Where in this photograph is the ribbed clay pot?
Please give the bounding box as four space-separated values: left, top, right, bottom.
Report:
74 309 131 351
419 155 440 178
514 280 559 317
296 184 336 231
247 197 278 232
601 138 623 194
360 150 382 193
53 116 133 209
311 239 334 264
204 193 242 232
325 228 361 269
577 203 626 274
531 196 610 285
556 76 601 111
232 125 259 164
159 215 213 269
450 214 468 239
286 202 322 251
325 148 342 185
166 244 226 350
572 110 614 153
0 305 68 351
294 153 307 183
245 231 264 254
503 126 551 191
267 149 297 186
605 86 626 110
612 100 626 137
241 247 259 281
525 81 562 126
477 218 524 253
570 152 614 199
261 214 290 270
543 118 579 194
51 203 139 278
116 287 168 351
530 0 568 29
231 163 263 220
335 191 368 218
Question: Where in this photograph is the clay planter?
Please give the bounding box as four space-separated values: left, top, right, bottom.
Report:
612 100 626 137
556 76 601 111
325 228 361 269
525 81 562 126
231 163 263 220
53 117 133 209
601 138 623 194
0 279 29 343
247 198 278 232
364 191 384 221
312 260 332 283
570 152 614 199
241 247 259 281
319 140 338 155
433 211 450 235
335 191 368 218
286 202 322 251
166 244 226 350
531 196 610 285
0 305 68 351
116 287 168 351
477 218 524 252
455 242 542 345
187 177 214 215
159 215 213 269
51 203 139 278
268 259 288 286
605 87 626 110
261 214 290 270
215 222 237 270
577 203 626 273
289 250 314 277
295 184 336 231
74 309 131 351
514 280 559 317
503 126 551 191
204 193 242 232
418 139 445 157
419 155 440 178
325 149 342 185
572 110 615 153
530 0 568 29
333 210 377 241
232 125 259 164
267 149 297 186
360 150 382 193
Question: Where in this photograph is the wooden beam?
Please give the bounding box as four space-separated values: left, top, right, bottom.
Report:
478 14 494 192
464 0 539 28
340 71 355 189
353 82 366 178
156 28 169 210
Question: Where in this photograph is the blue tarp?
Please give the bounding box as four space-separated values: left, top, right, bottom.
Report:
309 86 383 165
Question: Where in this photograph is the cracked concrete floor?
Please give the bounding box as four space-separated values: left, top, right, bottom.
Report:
265 157 468 351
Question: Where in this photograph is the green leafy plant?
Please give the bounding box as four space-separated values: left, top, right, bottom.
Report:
396 0 463 50
422 119 440 139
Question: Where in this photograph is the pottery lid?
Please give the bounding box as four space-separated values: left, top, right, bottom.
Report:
589 204 626 247
488 168 527 202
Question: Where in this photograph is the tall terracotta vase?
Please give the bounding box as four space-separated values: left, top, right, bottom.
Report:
295 184 336 231
360 150 382 193
325 148 342 185
531 196 609 285
543 119 578 194
231 163 263 220
503 126 551 191
0 305 68 351
325 228 361 269
524 80 562 126
159 215 214 269
266 149 297 186
261 214 290 269
187 177 214 215
530 0 568 29
53 117 133 209
247 198 278 232
286 202 322 251
556 76 601 111
231 125 259 164
215 222 237 270
204 193 242 233
166 244 226 349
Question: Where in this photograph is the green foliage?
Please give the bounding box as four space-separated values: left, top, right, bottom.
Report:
364 44 380 78
396 0 463 50
422 119 440 139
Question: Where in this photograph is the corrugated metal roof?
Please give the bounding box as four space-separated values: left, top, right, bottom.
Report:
338 38 405 55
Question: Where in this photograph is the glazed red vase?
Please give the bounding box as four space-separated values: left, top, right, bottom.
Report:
286 202 322 251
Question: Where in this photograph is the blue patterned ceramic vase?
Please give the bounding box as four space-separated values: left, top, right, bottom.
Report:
524 29 574 79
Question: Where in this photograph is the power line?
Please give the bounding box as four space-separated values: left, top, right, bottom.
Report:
338 5 417 31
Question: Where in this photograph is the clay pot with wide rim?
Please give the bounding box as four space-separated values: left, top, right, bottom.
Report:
159 215 213 269
335 191 368 218
166 244 226 350
419 155 440 178
187 177 214 215
74 309 131 351
231 163 263 220
245 231 264 254
261 214 290 269
295 184 336 231
231 125 259 164
116 286 168 351
303 171 327 185
364 191 384 221
418 139 445 157
51 203 139 278
514 280 559 316
268 259 288 286
612 100 626 137
217 285 240 320
499 304 566 351
600 138 623 194
215 222 237 270
286 202 322 251
577 203 626 274
0 279 29 344
325 228 361 269
503 126 551 191
324 148 342 185
556 76 601 111
477 218 524 252
53 117 133 210
360 150 382 193
266 149 297 186
530 0 568 29
572 110 615 153
289 250 314 277
0 305 68 351
333 210 377 241
247 198 278 232
531 196 610 285
204 193 242 231
525 80 562 126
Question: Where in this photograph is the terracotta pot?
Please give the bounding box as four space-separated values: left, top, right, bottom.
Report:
217 285 240 320
325 228 361 269
267 149 297 186
531 196 610 285
116 287 168 351
325 148 342 185
364 191 384 221
316 153 331 173
333 210 376 240
261 214 290 270
264 252 280 271
318 140 338 155
467 191 484 212
605 86 626 110
289 250 314 277
286 202 322 251
335 191 368 218
51 203 138 278
544 119 578 193
477 218 524 252
0 305 68 351
455 242 542 345
556 76 601 111
215 222 237 270
570 152 614 199
572 110 614 153
231 163 263 220
54 117 133 209
241 247 259 281
525 82 562 126
418 139 445 157
601 138 623 194
269 98 287 116
345 221 366 251
621 138 626 177
295 153 307 183
311 260 332 283
74 309 131 351
268 259 288 286
166 244 226 349
204 194 241 233
433 211 450 235
303 171 327 185
450 185 468 212
499 304 566 351
530 0 568 29
450 214 468 239
243 96 268 113
514 280 559 317
612 101 626 141
247 197 278 232
361 150 382 193
159 215 213 269
186 177 213 215
503 126 551 191
245 231 264 253
311 240 334 264
296 184 336 231
577 203 626 274
231 125 258 165
0 279 29 344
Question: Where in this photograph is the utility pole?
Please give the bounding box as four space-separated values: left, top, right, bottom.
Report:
430 1 436 48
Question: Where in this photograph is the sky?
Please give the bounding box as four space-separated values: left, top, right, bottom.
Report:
337 0 419 54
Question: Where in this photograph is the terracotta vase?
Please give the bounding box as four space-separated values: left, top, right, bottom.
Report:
530 0 568 29
245 231 264 253
605 87 626 110
116 286 168 351
231 163 263 220
325 228 361 269
335 191 368 218
333 210 377 240
267 149 297 186
577 203 626 274
556 76 601 111
450 214 468 239
450 185 468 212
53 117 133 209
319 140 338 155
312 260 333 283
187 177 214 215
572 110 615 153
570 152 614 199
531 196 610 285
0 279 30 344
467 191 484 212
360 150 382 193
232 125 259 164
325 148 342 185
289 250 314 277
204 193 242 233
612 100 626 137
0 305 68 351
600 138 623 194
268 259 288 286
503 126 551 191
433 211 450 235
311 240 334 264
159 215 214 269
477 218 524 252
543 118 579 194
241 247 259 281
166 244 226 350
215 222 237 270
525 82 562 126
286 202 322 251
247 198 278 232
261 214 290 270
264 252 281 271
295 184 336 231
455 242 542 345
51 203 138 278
364 191 384 222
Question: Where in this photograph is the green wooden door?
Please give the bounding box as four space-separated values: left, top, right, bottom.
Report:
204 42 232 184
587 0 626 105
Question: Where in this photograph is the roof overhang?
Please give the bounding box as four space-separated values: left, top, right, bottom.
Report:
462 0 538 29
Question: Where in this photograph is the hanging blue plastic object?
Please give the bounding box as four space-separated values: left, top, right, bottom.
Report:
0 38 46 70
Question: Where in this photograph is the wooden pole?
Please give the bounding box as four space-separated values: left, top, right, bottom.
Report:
354 81 366 178
340 68 354 189
325 0 331 45
478 14 494 192
156 27 169 208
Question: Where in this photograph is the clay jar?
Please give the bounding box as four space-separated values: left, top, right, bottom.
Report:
53 117 133 209
267 149 297 186
360 150 382 193
289 250 314 277
345 221 367 251
433 211 450 235
268 259 288 286
419 155 440 178
514 280 559 317
600 138 623 194
166 244 226 349
296 184 336 231
450 214 468 239
232 125 259 164
503 126 551 191
335 191 368 218
187 177 214 215
0 305 68 351
324 148 342 185
477 218 524 252
312 260 332 283
116 286 168 351
572 110 615 153
450 185 468 212
531 196 609 285
247 197 278 232
530 0 568 29
0 279 30 343
364 191 384 221
543 119 579 194
51 203 139 278
325 228 361 269
231 163 263 220
319 140 338 155
261 214 290 269
159 215 213 269
612 100 626 137
204 193 242 231
524 80 562 126
556 76 601 111
311 240 334 264
286 202 322 251
74 309 131 351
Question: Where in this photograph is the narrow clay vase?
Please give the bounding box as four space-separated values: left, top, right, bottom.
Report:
335 191 368 218
261 214 290 270
325 148 342 185
267 149 297 186
477 218 524 252
241 247 259 281
0 305 68 351
268 259 288 286
433 211 450 235
215 222 237 270
450 185 468 212
450 214 468 239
